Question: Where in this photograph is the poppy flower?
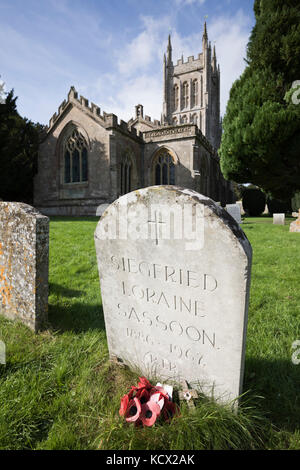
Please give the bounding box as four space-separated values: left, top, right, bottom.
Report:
162 400 179 422
150 392 165 410
125 397 141 423
140 401 161 427
119 393 130 416
137 377 152 390
136 387 150 405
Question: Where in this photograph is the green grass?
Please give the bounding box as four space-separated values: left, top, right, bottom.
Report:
0 215 299 450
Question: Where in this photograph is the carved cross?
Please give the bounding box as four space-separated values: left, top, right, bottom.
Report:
148 211 166 245
179 380 198 409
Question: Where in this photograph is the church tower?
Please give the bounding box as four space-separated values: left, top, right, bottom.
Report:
162 23 221 150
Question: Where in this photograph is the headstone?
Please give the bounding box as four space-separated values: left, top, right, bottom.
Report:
290 209 300 233
94 186 252 403
96 204 110 217
236 200 245 216
273 213 285 225
226 204 242 224
0 202 49 332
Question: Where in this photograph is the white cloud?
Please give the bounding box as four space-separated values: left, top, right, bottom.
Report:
111 9 251 120
174 0 206 5
0 4 251 125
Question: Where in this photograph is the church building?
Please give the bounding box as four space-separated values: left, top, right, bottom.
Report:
34 24 235 216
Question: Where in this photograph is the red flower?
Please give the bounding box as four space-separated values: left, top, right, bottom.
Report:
119 394 129 416
136 387 150 404
162 400 180 422
125 397 141 423
137 377 153 390
140 401 161 427
150 392 165 410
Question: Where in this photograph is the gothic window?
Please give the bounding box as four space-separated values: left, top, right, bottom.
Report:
192 80 198 107
172 116 178 125
182 82 189 108
153 151 175 185
120 153 132 195
64 129 88 183
200 75 203 107
173 84 179 111
192 113 198 126
181 115 187 124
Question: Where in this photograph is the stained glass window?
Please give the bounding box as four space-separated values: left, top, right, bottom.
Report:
63 129 88 183
120 153 132 195
154 152 175 185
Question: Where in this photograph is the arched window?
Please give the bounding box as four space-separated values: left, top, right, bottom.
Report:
200 75 203 107
182 82 189 108
153 151 175 185
64 129 88 183
120 153 132 195
192 80 198 107
192 114 198 126
181 115 187 124
172 116 178 125
173 85 179 111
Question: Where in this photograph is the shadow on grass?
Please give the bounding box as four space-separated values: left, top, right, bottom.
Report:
50 216 99 222
244 357 300 433
48 302 105 334
49 283 85 298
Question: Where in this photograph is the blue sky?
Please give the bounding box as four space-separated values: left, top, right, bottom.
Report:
0 0 255 125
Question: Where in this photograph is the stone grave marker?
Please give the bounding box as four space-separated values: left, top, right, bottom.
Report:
0 202 49 332
226 203 242 224
273 213 285 225
290 209 300 233
94 186 252 403
236 201 245 216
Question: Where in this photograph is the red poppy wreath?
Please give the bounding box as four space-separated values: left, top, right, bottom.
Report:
119 377 179 427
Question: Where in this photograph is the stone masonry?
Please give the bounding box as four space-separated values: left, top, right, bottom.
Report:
0 202 49 332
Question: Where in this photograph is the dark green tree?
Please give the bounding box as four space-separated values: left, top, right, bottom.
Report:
0 89 43 203
220 0 300 201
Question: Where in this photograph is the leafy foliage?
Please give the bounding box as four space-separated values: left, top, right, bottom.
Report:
0 90 44 203
242 188 266 216
220 0 300 201
266 197 291 215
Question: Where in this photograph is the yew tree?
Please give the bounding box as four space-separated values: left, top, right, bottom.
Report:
220 0 300 201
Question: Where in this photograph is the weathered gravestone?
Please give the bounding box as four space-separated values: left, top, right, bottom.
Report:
273 213 285 225
226 204 242 224
95 186 252 403
290 209 300 233
0 202 49 332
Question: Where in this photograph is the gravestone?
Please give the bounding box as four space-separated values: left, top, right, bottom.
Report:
236 200 245 216
290 209 300 233
95 186 252 403
0 202 49 332
96 204 110 217
226 204 242 224
273 213 285 225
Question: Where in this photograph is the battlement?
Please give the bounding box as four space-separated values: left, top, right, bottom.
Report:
174 53 203 73
46 86 142 140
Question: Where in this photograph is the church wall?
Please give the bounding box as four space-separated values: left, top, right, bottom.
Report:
34 105 112 216
143 136 197 189
114 131 143 196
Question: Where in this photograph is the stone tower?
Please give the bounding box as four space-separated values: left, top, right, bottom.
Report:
162 23 222 149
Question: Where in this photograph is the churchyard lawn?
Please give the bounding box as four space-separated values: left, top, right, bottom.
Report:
0 216 299 450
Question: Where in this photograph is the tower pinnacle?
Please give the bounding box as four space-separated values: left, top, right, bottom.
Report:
167 34 172 63
203 22 208 41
